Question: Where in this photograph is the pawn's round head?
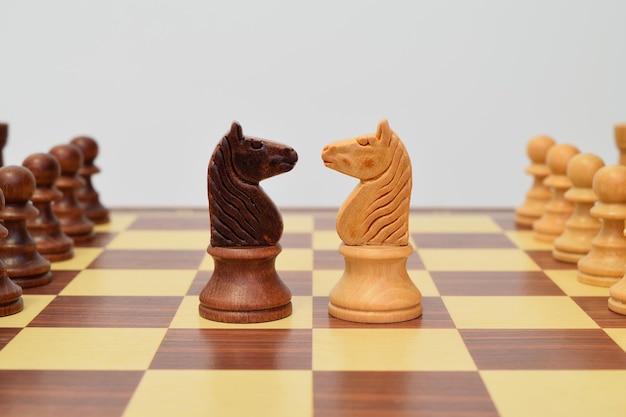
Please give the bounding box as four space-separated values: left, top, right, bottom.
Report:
49 144 83 175
0 165 37 203
527 135 556 164
546 144 580 176
567 153 605 188
592 165 626 204
70 136 98 164
22 153 61 187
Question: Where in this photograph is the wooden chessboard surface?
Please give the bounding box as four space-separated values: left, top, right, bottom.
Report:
1 208 625 417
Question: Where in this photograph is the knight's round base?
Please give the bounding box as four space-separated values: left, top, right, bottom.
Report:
199 301 292 324
11 271 52 288
328 302 422 324
552 248 584 264
328 244 422 324
199 244 292 324
577 271 620 288
608 297 626 315
0 297 23 317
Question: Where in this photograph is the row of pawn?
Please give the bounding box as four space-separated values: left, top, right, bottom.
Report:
515 123 626 315
0 132 108 317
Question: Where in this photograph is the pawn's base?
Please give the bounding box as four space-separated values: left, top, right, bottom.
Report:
12 271 52 288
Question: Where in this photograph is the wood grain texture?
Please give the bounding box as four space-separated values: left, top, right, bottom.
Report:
0 166 52 288
207 121 297 247
70 136 110 224
23 152 74 261
322 120 421 323
515 135 555 227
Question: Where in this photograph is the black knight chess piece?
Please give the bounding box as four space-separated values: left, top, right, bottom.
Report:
199 121 298 323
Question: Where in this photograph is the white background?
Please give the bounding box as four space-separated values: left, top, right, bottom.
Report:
1 0 625 209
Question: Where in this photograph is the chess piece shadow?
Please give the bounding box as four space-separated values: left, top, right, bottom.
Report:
199 122 297 323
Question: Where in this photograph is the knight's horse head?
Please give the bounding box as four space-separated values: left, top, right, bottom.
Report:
322 119 397 181
225 122 298 184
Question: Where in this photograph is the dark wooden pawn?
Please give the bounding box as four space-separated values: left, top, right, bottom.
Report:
49 144 94 243
70 136 109 224
0 187 24 315
23 153 74 261
0 165 52 288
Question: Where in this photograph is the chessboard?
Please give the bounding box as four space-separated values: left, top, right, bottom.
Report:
0 208 625 417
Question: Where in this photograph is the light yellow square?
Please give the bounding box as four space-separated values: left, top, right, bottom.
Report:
50 248 103 271
0 327 167 370
312 231 341 250
0 295 55 328
443 296 599 329
107 231 209 250
276 248 313 271
60 269 196 296
198 253 214 270
409 215 502 233
481 370 626 417
505 230 553 250
604 329 626 352
312 328 476 371
170 296 312 329
312 270 342 296
283 214 315 233
93 213 138 233
418 249 540 271
544 270 611 297
123 370 312 417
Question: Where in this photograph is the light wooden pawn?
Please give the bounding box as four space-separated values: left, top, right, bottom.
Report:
615 124 626 166
552 153 604 263
533 143 579 242
515 135 556 227
577 165 626 287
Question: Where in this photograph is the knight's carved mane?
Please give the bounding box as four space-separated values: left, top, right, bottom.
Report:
208 127 284 247
336 128 412 246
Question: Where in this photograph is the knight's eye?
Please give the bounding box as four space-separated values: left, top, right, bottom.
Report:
251 141 263 150
357 137 369 146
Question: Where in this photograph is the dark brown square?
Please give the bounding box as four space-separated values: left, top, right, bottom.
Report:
88 250 206 269
0 370 143 417
314 371 498 417
21 270 79 295
526 250 578 270
460 329 626 369
150 328 311 370
129 216 209 230
281 233 313 248
0 328 21 350
75 232 117 248
573 296 626 328
431 271 566 296
29 296 182 328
